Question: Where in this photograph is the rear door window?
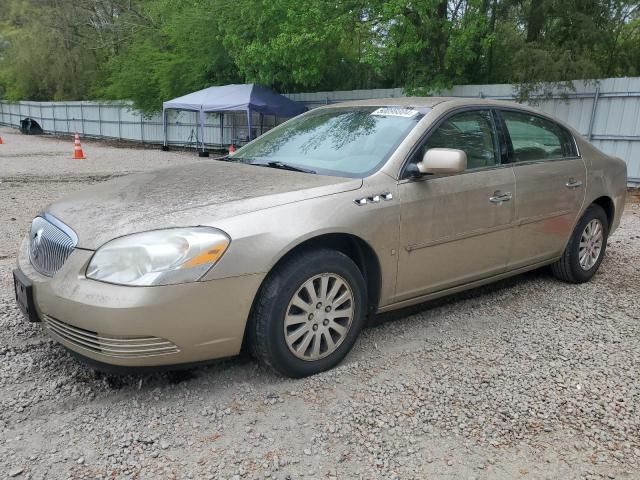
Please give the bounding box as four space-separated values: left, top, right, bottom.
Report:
500 110 577 162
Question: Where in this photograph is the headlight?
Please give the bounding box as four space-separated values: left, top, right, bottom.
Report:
86 227 230 286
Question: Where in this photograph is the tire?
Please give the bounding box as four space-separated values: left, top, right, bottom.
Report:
551 204 609 283
248 248 367 378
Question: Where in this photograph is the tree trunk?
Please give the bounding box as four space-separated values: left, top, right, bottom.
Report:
486 0 498 81
435 0 448 72
526 0 545 43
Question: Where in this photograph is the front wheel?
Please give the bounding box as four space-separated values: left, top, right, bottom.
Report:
551 204 609 283
248 249 367 378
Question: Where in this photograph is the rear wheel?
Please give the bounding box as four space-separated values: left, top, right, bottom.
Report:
551 204 609 283
249 249 367 378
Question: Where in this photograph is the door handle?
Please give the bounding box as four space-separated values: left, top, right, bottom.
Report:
565 179 583 189
489 192 512 204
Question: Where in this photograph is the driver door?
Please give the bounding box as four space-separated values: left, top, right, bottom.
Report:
395 109 516 301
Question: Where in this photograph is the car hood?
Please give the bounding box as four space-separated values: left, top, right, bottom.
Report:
46 161 362 249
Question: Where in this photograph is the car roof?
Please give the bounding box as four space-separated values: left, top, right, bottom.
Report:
316 96 540 113
313 97 576 132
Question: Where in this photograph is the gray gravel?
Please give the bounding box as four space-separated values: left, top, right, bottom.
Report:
1 126 639 479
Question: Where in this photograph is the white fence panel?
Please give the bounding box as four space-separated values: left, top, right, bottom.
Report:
1 77 638 182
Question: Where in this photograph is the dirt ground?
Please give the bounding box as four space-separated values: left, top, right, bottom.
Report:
1 126 639 480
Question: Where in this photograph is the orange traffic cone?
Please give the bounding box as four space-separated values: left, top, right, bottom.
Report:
0 136 4 144
228 144 236 154
73 133 85 160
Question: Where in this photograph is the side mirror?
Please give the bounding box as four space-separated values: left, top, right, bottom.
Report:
416 148 467 175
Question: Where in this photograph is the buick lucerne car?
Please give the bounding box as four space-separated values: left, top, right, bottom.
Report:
14 98 627 377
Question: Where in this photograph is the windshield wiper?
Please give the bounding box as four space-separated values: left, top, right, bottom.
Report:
259 161 316 174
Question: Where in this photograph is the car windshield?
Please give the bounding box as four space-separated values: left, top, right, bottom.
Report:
230 106 427 178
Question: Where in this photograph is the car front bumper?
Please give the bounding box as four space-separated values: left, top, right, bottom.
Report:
17 240 264 368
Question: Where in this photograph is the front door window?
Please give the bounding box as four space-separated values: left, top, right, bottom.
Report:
419 110 499 170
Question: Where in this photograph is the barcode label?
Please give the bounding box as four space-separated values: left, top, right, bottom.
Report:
371 107 419 118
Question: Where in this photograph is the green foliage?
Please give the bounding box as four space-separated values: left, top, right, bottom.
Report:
0 0 99 100
97 0 240 113
0 0 638 110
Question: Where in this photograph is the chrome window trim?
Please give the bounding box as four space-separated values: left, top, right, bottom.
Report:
507 157 584 169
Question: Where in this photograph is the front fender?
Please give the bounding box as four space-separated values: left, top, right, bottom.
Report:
203 174 400 306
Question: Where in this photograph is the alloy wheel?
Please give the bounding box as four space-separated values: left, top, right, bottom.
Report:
283 273 354 361
579 218 604 270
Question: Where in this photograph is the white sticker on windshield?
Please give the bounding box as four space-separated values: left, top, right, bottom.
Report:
371 107 419 118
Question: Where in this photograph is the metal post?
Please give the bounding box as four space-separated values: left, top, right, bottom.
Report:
118 105 122 140
80 103 85 135
198 109 209 157
161 108 169 150
98 103 102 137
200 111 204 152
162 109 166 146
140 111 144 143
200 110 205 152
260 113 264 136
220 113 224 147
65 103 70 134
193 111 198 147
587 85 601 141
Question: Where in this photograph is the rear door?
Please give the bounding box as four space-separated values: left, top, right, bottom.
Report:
497 109 586 269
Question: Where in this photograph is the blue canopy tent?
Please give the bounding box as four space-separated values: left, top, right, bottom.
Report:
162 84 307 156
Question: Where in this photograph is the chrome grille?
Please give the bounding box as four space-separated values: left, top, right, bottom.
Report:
29 216 76 277
43 315 179 358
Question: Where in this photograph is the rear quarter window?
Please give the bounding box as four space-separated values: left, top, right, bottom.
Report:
501 110 577 163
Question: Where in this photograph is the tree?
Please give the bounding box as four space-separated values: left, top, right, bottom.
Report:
0 0 143 100
0 0 638 109
216 0 380 92
97 0 241 113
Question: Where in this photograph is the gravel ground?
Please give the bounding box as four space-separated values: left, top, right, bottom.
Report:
1 126 639 480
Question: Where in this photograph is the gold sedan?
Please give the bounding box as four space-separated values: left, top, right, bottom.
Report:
14 98 627 377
